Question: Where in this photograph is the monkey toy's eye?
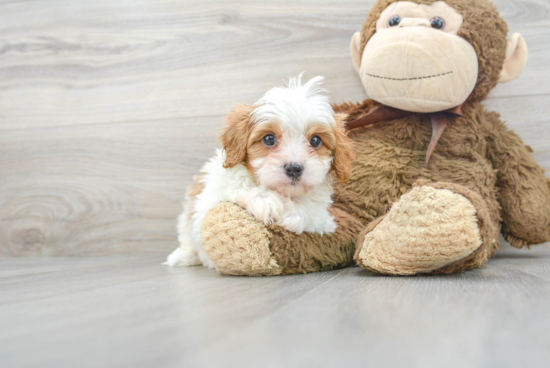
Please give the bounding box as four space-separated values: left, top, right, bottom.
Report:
262 134 276 147
310 135 322 148
430 16 445 30
389 15 401 27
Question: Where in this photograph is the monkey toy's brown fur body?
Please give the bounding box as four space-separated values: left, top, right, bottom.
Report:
199 0 550 276
336 100 550 274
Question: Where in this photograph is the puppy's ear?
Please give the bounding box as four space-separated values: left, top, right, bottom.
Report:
220 103 255 169
331 113 355 183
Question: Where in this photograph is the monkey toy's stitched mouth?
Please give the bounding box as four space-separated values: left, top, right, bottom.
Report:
365 71 453 81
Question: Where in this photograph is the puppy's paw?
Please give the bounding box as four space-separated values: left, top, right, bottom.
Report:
277 201 308 233
163 247 201 267
278 210 308 234
321 216 337 234
245 191 285 226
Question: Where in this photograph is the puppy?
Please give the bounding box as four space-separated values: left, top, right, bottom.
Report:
165 75 355 268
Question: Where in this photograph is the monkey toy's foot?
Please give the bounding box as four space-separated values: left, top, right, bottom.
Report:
355 181 498 275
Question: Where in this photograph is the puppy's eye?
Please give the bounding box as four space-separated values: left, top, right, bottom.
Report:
389 15 401 27
262 134 276 147
310 135 322 148
430 16 445 30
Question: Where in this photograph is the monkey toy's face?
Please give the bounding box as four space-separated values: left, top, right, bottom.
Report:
350 0 528 113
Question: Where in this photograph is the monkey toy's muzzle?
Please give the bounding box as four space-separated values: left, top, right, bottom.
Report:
359 26 478 113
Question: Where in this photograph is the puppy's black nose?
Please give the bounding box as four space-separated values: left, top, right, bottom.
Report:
284 163 303 179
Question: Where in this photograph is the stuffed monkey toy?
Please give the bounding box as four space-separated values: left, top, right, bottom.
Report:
199 0 550 276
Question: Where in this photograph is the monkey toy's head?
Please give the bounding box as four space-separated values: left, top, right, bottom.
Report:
350 0 528 113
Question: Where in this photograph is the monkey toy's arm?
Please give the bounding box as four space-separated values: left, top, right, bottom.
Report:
200 202 363 275
485 110 550 248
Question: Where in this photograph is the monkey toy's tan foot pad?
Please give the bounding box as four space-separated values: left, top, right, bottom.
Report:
355 181 494 275
200 202 283 276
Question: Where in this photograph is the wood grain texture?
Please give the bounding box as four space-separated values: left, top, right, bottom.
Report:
0 0 549 255
1 243 550 368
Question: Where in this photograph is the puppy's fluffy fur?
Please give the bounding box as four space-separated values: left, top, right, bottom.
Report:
165 76 354 268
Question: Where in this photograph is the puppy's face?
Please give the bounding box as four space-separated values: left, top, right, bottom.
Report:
220 77 355 197
245 114 350 197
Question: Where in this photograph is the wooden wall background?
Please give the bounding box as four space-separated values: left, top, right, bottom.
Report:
0 0 548 256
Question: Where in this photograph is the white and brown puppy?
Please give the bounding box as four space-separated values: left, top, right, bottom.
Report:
165 76 354 268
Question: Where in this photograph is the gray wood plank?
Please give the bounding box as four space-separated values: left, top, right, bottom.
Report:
1 243 550 368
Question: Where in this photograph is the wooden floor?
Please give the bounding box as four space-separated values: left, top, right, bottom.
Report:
1 0 550 367
1 243 550 368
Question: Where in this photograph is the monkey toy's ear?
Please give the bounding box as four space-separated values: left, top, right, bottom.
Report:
498 33 528 84
350 31 362 74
